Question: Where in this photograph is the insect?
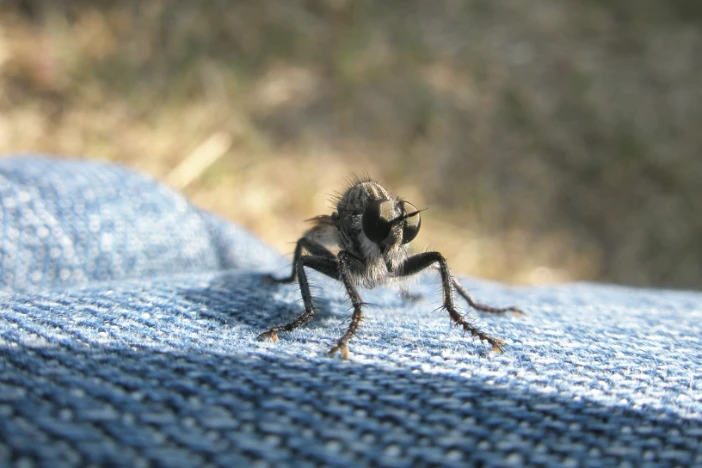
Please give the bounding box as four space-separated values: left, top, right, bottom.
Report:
259 177 522 359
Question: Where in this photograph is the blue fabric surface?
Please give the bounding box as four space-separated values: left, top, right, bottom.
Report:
0 156 700 467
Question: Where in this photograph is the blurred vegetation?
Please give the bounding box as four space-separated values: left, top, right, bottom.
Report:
1 0 701 288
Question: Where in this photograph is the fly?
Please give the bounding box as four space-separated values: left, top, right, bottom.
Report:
259 177 522 359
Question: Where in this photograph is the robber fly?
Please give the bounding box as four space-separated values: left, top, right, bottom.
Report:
259 177 522 359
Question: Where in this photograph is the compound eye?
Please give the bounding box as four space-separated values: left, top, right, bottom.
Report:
362 200 393 243
400 201 421 244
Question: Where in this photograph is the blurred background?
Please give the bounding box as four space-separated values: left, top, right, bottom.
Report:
1 0 700 289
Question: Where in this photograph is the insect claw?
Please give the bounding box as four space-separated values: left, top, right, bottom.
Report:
328 344 349 360
258 331 279 342
491 339 505 353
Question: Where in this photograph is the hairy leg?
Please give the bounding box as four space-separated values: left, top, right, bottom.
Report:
258 255 338 342
328 251 365 359
452 278 523 315
399 252 508 352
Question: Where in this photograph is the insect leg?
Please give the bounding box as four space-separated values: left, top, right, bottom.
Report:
328 251 365 360
399 286 422 302
398 252 505 352
452 279 523 315
268 237 336 283
258 254 338 342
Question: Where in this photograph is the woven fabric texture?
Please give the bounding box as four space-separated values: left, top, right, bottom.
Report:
0 156 700 467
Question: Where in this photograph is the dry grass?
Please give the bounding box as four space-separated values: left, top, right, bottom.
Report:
1 1 701 288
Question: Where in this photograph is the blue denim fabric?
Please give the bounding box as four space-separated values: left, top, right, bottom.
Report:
1 156 701 467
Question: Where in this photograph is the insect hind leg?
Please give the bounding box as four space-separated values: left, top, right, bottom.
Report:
452 279 523 315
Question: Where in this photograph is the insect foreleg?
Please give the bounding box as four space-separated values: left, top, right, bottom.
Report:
398 252 506 352
328 251 365 359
